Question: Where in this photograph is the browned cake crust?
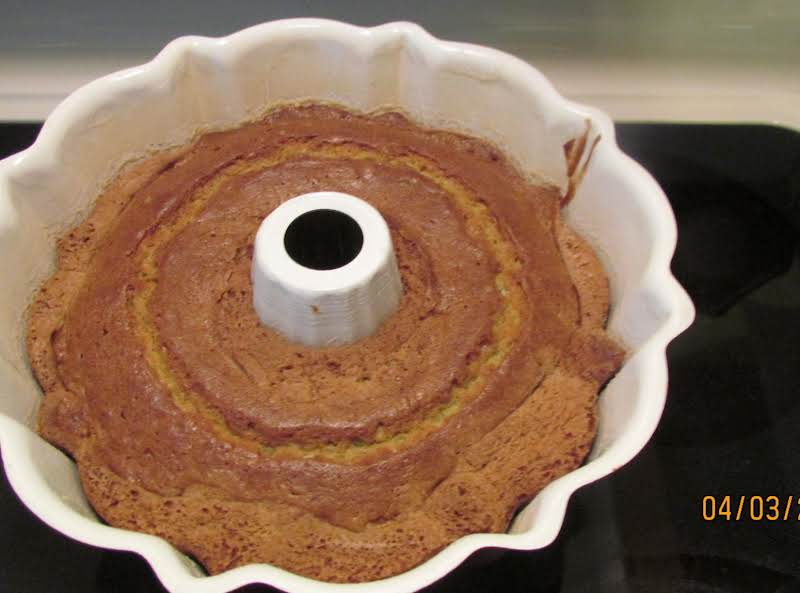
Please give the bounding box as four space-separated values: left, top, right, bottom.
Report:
27 104 624 582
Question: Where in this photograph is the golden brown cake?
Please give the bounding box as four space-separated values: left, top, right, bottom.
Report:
27 104 624 582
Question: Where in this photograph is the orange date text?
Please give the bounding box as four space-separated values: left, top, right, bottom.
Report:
702 495 799 521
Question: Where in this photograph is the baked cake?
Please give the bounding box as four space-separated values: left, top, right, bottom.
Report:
27 104 624 582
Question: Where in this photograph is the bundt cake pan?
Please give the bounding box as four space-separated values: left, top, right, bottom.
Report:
0 19 694 593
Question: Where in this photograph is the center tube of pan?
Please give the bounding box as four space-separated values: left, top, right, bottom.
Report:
251 191 403 347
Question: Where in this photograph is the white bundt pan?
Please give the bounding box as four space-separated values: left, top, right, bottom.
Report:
0 19 695 593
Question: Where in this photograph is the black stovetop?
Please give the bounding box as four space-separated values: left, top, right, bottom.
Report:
2 122 799 593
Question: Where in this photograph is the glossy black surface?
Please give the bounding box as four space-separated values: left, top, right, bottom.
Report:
2 123 799 593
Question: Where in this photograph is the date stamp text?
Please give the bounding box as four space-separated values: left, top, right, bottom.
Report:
702 495 800 521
